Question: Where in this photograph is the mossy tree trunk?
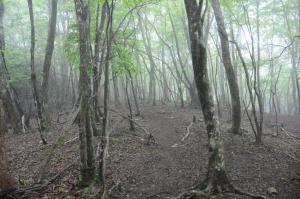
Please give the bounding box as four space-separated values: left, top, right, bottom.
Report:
184 0 230 192
74 0 95 186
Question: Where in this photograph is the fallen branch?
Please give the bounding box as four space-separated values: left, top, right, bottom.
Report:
64 136 79 144
171 118 195 148
280 127 300 140
181 121 194 142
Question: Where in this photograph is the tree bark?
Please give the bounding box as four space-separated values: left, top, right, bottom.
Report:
74 0 95 186
99 1 114 196
0 100 16 196
184 0 230 191
0 1 24 134
27 0 47 144
40 0 58 131
211 0 241 134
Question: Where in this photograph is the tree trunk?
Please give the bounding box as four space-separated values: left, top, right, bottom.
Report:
74 0 95 186
99 1 114 196
127 70 140 116
0 100 16 196
184 0 230 191
27 0 47 144
211 0 241 134
40 0 58 131
0 1 24 134
112 72 121 105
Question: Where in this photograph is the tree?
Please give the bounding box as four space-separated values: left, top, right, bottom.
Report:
211 0 241 135
184 0 230 192
183 1 264 198
99 1 114 197
40 0 58 131
27 0 47 144
0 100 16 198
74 0 95 186
0 0 25 134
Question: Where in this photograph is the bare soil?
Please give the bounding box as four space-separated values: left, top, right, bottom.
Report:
5 105 300 199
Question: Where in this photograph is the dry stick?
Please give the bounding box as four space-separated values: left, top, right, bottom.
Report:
280 127 300 140
181 121 194 142
64 136 79 144
172 117 196 147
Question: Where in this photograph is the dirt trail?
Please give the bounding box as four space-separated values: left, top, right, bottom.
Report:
110 105 206 199
109 105 300 199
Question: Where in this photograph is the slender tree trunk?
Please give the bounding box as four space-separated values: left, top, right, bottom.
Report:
74 0 95 186
27 0 47 144
112 72 121 105
211 0 241 134
125 78 135 131
93 2 107 121
40 0 58 131
127 70 140 116
99 1 113 196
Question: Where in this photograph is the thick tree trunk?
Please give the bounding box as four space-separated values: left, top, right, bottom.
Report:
0 1 24 134
211 0 241 134
0 100 16 196
184 0 230 191
74 0 95 186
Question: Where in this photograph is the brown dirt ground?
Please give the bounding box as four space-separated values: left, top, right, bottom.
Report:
5 105 300 199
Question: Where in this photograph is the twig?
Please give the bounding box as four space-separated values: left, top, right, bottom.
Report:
64 136 79 144
181 121 194 142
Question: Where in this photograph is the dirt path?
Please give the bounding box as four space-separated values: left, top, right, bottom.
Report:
109 105 206 198
109 105 300 199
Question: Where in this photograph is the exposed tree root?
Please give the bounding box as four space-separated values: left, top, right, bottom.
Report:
172 182 267 199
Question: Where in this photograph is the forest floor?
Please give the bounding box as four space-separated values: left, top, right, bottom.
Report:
5 105 300 199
